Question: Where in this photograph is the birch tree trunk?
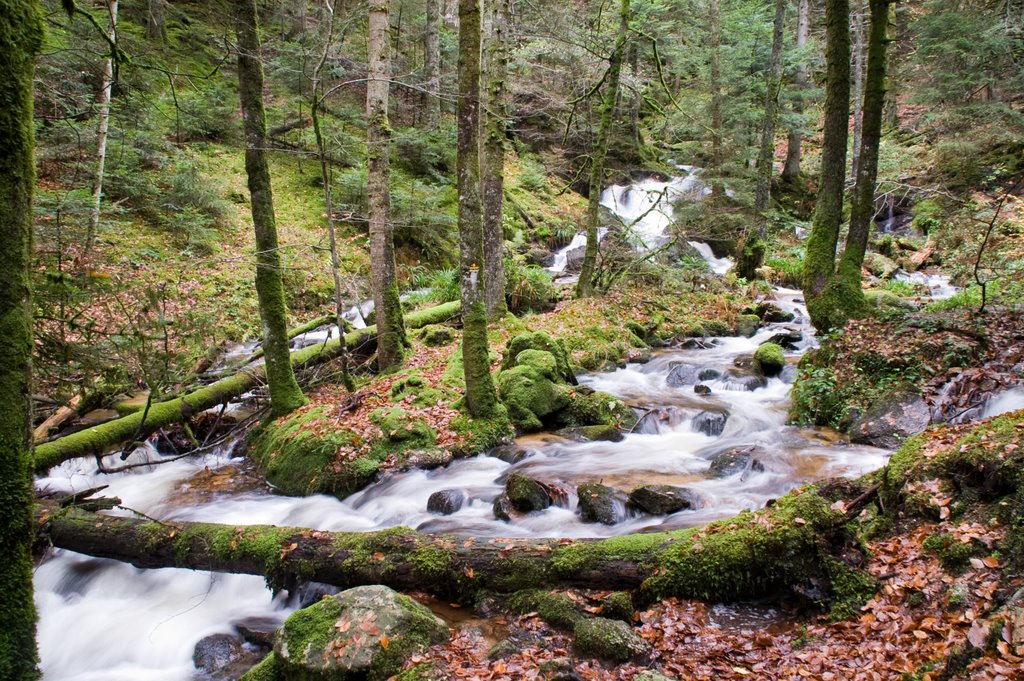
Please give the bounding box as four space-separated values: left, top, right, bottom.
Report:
457 0 499 417
481 0 509 319
423 0 443 128
368 0 407 371
0 2 43 677
802 0 851 333
736 0 787 280
235 0 306 416
85 0 118 257
782 0 809 183
576 0 630 298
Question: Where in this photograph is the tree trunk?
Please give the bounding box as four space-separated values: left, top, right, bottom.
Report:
576 0 630 298
802 0 851 333
85 0 118 258
736 0 787 280
38 488 858 605
146 0 166 42
235 0 306 417
708 0 724 197
456 0 499 417
31 302 461 474
782 0 809 183
368 0 407 372
850 0 866 180
423 0 442 128
481 0 509 319
837 0 891 294
0 3 43 677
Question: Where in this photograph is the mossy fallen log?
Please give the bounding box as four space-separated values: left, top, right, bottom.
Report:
32 302 460 473
36 486 865 605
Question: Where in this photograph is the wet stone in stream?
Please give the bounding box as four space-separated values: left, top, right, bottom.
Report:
577 482 628 525
707 447 766 478
628 484 702 515
427 489 466 515
691 410 728 436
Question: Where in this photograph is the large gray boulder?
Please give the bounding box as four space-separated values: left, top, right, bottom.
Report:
628 485 701 515
273 585 449 680
850 389 931 449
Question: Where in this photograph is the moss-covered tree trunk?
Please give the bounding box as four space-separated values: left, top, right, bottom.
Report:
736 0 787 280
0 2 43 677
708 0 724 198
423 0 442 128
146 0 166 42
235 0 306 417
481 0 509 319
802 0 851 333
837 0 892 291
368 0 407 372
850 0 866 180
782 0 809 183
85 0 118 257
575 0 630 299
457 0 499 417
39 485 859 605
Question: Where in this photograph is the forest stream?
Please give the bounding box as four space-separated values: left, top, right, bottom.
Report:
33 176 895 681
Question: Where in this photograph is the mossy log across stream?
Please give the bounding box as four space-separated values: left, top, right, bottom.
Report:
37 486 867 605
32 302 460 474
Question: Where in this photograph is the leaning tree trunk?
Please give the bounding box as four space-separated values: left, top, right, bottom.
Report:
576 0 630 298
0 2 43 678
85 0 118 258
38 485 860 605
235 0 306 416
736 0 787 280
146 0 165 42
782 0 810 183
368 0 407 372
457 0 499 417
802 0 851 333
481 0 510 319
423 0 442 128
836 0 892 295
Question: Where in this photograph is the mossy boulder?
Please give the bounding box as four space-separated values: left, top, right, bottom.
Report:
370 407 437 448
496 360 568 431
240 653 279 681
500 331 576 384
864 252 900 279
558 387 636 430
506 473 552 513
629 485 701 515
753 343 786 377
708 447 766 478
273 585 449 681
556 424 624 443
417 324 454 347
572 618 652 664
577 482 626 525
600 591 635 623
736 314 761 338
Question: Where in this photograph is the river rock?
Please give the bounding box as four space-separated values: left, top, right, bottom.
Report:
235 616 285 647
780 364 799 384
694 384 712 395
850 389 932 449
294 581 341 608
193 634 246 677
721 368 767 391
556 425 624 442
635 407 690 434
273 585 449 681
698 368 721 381
707 447 766 478
691 410 728 437
488 444 530 464
758 303 795 323
763 330 803 350
505 473 552 512
577 483 626 525
753 343 785 377
628 485 701 515
573 618 652 664
427 489 466 515
864 252 900 279
736 314 761 338
493 493 515 521
665 363 701 387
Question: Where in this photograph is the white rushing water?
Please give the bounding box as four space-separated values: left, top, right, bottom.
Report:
894 270 957 300
35 173 893 680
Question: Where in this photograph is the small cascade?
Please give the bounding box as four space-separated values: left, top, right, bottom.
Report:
894 271 957 300
981 387 1024 419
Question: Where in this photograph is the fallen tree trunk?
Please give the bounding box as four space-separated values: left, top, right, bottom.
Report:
33 302 460 473
36 488 860 604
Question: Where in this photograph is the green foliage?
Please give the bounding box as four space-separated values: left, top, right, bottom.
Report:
790 365 843 427
504 259 556 314
392 123 456 180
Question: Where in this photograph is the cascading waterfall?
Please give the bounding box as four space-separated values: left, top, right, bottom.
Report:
34 170 901 680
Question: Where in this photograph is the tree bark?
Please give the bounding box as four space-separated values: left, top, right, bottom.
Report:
457 0 499 417
802 0 851 333
481 0 509 319
85 0 118 258
0 2 43 677
782 0 809 183
576 0 630 298
368 0 407 372
38 488 856 605
146 0 166 43
850 0 866 180
31 302 461 474
837 0 891 293
736 0 787 280
235 0 307 417
423 0 442 128
708 0 724 197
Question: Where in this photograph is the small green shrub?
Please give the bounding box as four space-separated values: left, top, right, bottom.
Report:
505 259 556 314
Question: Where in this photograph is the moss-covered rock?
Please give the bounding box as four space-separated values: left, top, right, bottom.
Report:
558 387 636 430
754 343 786 377
600 591 635 623
496 362 567 431
572 618 652 664
500 331 576 383
370 407 438 448
628 485 701 515
736 314 761 338
506 473 552 513
577 482 626 525
417 324 454 347
273 585 449 681
240 653 280 681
